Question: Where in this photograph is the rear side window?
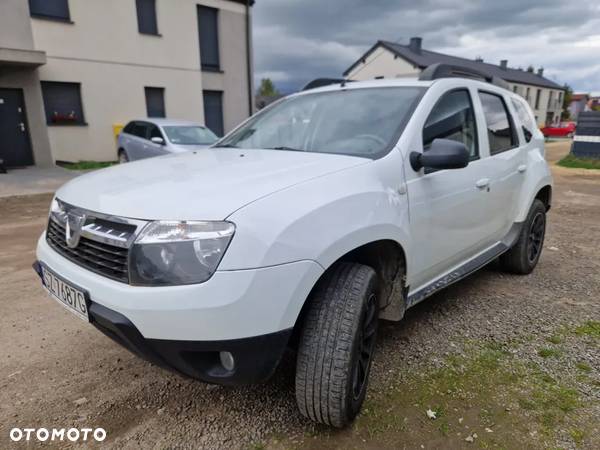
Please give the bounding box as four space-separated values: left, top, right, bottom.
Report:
132 122 149 139
423 89 478 159
479 92 517 154
123 122 135 134
511 98 536 143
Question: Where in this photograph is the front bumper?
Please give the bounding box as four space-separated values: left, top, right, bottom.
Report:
33 260 292 384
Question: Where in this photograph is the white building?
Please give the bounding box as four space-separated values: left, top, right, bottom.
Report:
344 38 565 128
0 0 254 167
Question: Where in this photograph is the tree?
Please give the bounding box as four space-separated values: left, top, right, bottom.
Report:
561 84 573 121
257 78 280 97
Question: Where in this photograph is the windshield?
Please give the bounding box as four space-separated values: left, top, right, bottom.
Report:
217 87 424 158
163 126 218 145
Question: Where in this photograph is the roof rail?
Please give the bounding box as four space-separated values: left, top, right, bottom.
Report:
302 78 353 91
419 63 510 90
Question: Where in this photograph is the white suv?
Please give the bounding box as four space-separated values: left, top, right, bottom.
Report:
35 65 552 427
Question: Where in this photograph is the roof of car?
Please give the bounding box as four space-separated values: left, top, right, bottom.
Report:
131 118 206 127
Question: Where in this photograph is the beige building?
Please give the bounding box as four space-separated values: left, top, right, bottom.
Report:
344 38 564 128
0 0 254 167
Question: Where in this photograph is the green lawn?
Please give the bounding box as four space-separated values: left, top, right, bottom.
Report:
557 154 600 170
58 161 117 171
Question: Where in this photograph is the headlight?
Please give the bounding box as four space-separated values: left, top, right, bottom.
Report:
129 221 235 286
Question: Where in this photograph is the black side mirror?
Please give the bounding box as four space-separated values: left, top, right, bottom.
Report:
410 138 470 172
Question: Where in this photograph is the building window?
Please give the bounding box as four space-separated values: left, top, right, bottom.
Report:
203 90 224 136
41 81 85 125
29 0 70 22
534 89 541 109
198 6 220 71
136 0 159 35
145 87 165 118
478 91 517 154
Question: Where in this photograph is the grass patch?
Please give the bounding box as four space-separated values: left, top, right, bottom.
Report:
575 362 592 373
58 160 117 171
557 154 600 170
569 428 585 445
546 334 563 345
574 320 600 339
538 347 562 358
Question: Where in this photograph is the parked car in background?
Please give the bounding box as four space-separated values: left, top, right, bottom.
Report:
541 121 576 138
117 119 218 162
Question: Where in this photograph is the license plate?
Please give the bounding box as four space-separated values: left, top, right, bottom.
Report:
41 264 90 322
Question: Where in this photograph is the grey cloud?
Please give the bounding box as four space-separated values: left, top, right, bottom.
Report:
252 0 600 93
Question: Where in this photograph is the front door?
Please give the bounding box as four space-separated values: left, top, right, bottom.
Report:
0 88 33 167
406 88 494 292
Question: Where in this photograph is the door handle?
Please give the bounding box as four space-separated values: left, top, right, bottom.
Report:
475 178 490 189
518 164 527 173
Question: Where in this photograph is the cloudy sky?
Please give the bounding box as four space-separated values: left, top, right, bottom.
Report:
252 0 600 95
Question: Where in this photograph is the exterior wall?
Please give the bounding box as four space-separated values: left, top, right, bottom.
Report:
0 0 53 166
0 0 35 50
346 47 420 81
29 0 251 162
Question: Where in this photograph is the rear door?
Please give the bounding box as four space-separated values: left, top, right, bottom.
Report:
406 87 496 291
128 122 150 160
476 91 527 240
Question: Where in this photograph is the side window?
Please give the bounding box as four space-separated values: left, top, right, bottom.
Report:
511 98 535 143
478 92 517 155
148 125 163 140
423 89 478 159
132 122 149 139
123 122 135 134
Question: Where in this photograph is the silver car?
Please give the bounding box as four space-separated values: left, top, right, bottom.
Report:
117 118 218 163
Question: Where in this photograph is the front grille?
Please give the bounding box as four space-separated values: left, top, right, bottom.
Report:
46 218 130 283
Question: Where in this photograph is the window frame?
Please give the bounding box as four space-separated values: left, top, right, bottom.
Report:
144 86 166 118
40 81 87 126
136 0 160 36
197 5 221 72
422 87 480 162
478 90 519 155
29 0 72 23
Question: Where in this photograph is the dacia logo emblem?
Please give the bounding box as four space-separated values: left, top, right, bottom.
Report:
65 211 86 248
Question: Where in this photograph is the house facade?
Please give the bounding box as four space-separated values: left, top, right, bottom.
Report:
0 0 254 167
344 38 565 128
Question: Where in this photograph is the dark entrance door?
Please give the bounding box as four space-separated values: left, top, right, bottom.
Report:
0 88 34 167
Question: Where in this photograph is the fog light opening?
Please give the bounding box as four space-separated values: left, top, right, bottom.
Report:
219 351 235 371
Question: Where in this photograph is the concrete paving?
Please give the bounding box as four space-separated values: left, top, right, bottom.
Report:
0 166 82 198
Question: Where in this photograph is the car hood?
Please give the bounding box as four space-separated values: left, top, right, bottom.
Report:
56 148 369 220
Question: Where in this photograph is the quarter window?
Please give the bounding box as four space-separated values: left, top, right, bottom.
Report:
136 0 159 35
41 81 85 125
479 92 517 154
511 98 536 143
423 89 478 159
29 0 70 21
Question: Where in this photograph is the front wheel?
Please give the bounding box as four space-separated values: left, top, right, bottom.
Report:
499 199 547 274
295 262 379 427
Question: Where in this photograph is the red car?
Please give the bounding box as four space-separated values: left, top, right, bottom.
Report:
542 122 576 137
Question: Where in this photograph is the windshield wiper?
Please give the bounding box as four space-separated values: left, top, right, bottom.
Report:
266 146 307 152
213 143 238 148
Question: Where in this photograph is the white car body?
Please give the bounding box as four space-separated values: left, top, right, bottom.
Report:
117 118 218 162
36 76 552 389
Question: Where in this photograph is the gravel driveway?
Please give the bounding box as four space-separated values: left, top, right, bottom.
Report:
0 141 598 449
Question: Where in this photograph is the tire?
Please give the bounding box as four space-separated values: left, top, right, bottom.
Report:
295 262 379 427
499 199 546 274
118 149 129 164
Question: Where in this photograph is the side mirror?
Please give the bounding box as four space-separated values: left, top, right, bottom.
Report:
151 136 165 145
410 138 470 172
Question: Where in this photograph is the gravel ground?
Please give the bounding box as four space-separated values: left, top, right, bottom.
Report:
0 141 598 449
